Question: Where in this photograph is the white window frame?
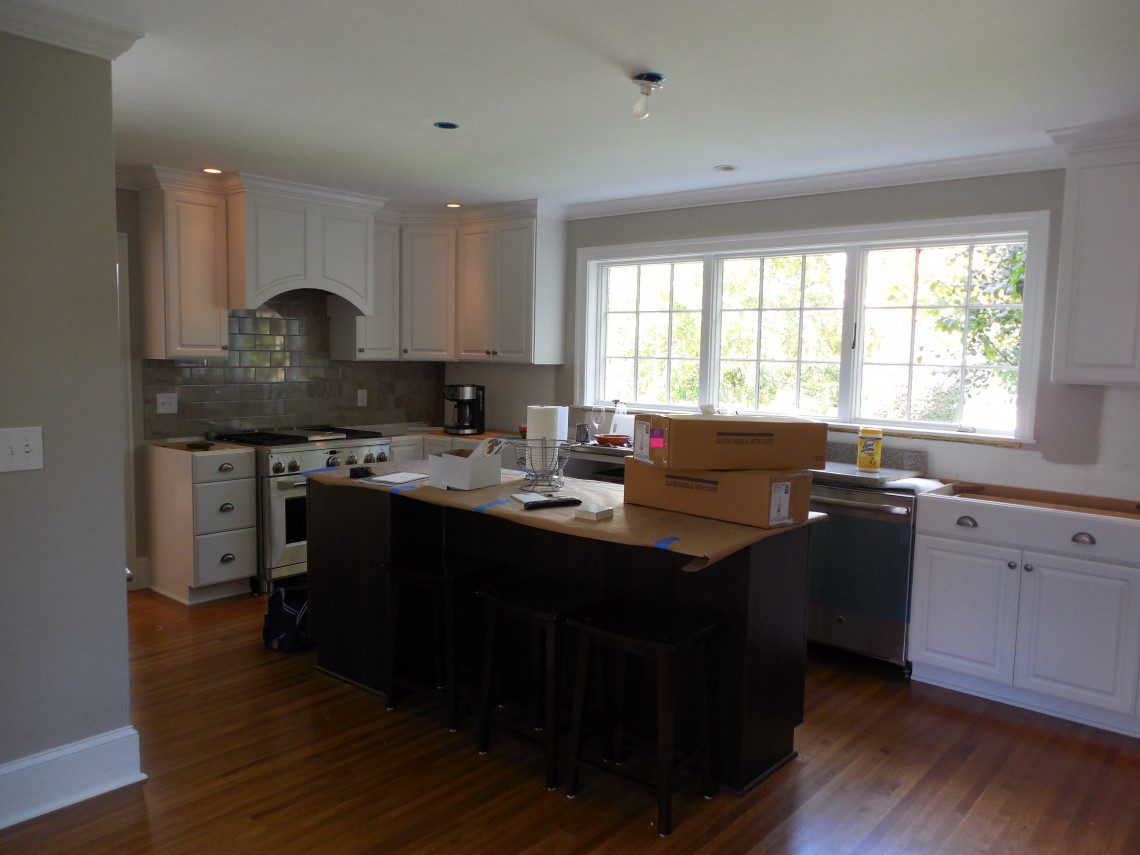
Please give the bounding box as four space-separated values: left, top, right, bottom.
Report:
575 212 1049 440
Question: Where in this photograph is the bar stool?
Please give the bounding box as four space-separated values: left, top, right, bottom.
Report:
564 599 719 837
475 581 604 789
381 556 498 732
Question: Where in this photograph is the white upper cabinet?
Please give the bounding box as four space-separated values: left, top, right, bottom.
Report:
456 221 496 359
400 225 456 359
328 220 400 360
224 175 384 314
139 174 230 359
1051 117 1140 386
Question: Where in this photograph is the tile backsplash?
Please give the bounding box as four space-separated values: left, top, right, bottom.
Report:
143 290 441 439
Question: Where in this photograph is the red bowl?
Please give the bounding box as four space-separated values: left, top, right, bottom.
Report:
595 433 632 447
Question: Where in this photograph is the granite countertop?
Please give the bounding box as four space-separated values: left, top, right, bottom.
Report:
808 461 925 488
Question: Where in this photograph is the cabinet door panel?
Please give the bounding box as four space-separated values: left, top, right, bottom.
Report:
319 208 371 311
166 190 229 357
424 437 453 456
401 227 455 359
457 223 495 359
1015 551 1140 713
495 218 535 362
910 535 1021 682
253 200 307 298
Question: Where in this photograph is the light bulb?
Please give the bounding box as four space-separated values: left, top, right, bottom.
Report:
633 91 650 120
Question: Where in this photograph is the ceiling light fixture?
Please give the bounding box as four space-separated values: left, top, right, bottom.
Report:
631 72 665 120
445 203 461 208
202 167 222 174
433 121 460 130
714 165 737 172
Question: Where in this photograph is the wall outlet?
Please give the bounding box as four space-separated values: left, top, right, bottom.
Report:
0 426 44 473
357 389 367 407
156 392 178 414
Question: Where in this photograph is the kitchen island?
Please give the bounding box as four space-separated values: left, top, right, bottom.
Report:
306 461 823 793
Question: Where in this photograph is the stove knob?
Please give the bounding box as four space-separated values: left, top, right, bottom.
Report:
363 453 375 464
346 454 358 465
287 460 300 473
327 456 341 467
377 451 389 463
272 461 285 474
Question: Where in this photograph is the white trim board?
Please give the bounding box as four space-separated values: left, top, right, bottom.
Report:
0 726 145 830
564 147 1065 220
0 0 142 60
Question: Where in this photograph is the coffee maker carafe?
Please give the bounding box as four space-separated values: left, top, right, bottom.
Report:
442 384 485 435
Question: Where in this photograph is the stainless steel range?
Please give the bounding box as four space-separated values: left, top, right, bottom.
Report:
213 425 391 591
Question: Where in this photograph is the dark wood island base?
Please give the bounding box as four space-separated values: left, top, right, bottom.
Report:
307 474 814 795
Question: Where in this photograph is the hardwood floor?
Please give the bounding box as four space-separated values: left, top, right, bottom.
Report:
3 590 1138 853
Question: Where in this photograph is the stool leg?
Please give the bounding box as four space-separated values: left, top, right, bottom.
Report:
564 629 592 798
443 580 460 733
697 642 714 799
543 622 559 789
477 602 498 754
610 651 628 765
383 573 400 711
532 625 544 730
432 587 446 690
656 652 676 837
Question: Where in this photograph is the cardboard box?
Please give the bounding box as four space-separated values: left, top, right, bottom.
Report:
632 413 826 471
624 459 811 529
428 448 503 490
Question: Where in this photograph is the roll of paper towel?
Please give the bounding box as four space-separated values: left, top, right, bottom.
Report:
526 405 569 442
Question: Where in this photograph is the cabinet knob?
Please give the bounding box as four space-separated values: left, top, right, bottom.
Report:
220 553 236 563
492 350 498 355
221 344 229 351
1023 564 1034 573
956 515 978 528
218 462 234 472
485 350 491 355
358 347 365 353
1007 561 1017 569
219 502 235 512
402 348 408 354
1071 531 1096 545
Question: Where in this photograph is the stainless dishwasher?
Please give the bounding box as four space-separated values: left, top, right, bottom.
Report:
807 484 916 672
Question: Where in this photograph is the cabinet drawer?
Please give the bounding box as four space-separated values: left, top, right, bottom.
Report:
195 528 257 586
193 449 255 483
917 493 1140 566
193 478 256 534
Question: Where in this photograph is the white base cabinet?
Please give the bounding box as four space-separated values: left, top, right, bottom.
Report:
389 435 426 462
911 492 1140 735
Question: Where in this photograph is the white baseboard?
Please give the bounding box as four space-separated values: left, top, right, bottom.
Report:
0 726 146 830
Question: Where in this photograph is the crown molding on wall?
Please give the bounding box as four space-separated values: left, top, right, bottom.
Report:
1049 114 1140 151
0 0 142 60
564 147 1067 220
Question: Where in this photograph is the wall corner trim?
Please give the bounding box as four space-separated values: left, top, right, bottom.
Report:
0 726 146 830
0 0 143 61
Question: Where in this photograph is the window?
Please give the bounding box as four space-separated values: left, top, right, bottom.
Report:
579 213 1046 438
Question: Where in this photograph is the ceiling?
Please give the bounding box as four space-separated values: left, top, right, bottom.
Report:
43 0 1140 209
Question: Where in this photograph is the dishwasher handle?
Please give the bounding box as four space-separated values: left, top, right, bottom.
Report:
811 496 911 516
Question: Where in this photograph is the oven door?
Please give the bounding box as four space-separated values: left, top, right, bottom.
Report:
262 476 309 575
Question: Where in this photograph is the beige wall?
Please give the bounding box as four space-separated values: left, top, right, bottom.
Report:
443 362 557 430
0 33 133 761
462 171 1139 499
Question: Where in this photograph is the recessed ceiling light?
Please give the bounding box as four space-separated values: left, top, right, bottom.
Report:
202 167 222 174
445 203 462 208
714 165 737 172
433 121 460 130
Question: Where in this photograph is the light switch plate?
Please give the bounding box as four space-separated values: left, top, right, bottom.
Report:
156 392 178 414
0 426 44 473
357 389 367 407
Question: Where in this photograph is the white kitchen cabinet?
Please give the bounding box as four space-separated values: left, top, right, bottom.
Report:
450 437 483 452
140 178 230 359
1051 118 1140 386
328 220 401 360
389 435 425 462
1014 551 1140 714
910 535 1022 683
400 225 456 360
225 175 384 314
424 436 454 457
454 214 563 364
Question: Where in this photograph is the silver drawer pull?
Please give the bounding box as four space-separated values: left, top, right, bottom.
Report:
220 553 236 563
956 515 978 528
1071 531 1096 545
219 502 235 512
218 462 234 472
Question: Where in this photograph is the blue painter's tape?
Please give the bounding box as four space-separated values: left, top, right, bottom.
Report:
474 498 511 513
654 536 680 550
390 484 420 494
301 466 338 475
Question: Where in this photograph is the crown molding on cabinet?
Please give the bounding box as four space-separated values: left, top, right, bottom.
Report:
0 0 142 60
1049 114 1140 151
564 146 1067 220
115 167 388 210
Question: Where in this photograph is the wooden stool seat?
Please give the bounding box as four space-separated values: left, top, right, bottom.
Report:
564 600 719 837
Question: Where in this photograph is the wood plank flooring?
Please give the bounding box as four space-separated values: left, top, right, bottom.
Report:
2 590 1138 853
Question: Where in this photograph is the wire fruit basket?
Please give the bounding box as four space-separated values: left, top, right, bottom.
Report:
510 439 575 493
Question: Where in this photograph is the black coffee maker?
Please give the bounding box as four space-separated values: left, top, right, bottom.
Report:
442 384 485 435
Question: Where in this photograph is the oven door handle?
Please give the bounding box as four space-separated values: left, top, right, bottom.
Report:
277 480 309 490
812 496 911 516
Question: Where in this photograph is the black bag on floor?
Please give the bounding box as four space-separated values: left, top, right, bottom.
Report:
262 586 311 652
